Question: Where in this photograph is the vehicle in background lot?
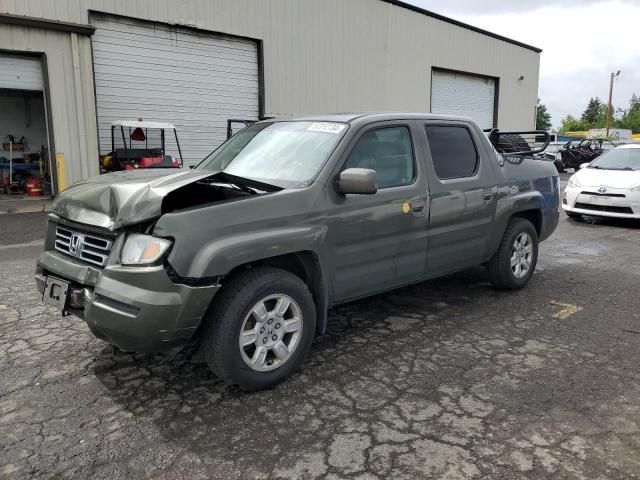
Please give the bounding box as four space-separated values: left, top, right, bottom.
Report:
563 144 640 220
558 138 615 173
100 120 183 173
36 113 560 390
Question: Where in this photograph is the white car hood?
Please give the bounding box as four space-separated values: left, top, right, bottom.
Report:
576 168 640 189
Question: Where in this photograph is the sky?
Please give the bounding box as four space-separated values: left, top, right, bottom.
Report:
407 0 640 128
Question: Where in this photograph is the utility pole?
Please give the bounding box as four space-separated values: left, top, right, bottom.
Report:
605 70 621 137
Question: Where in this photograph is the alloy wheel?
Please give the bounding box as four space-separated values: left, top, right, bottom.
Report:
511 232 533 279
238 294 303 372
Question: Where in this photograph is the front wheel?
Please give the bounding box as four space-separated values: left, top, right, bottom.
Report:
487 218 539 290
200 267 316 391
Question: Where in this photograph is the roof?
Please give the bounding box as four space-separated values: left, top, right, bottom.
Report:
278 112 476 124
380 0 542 53
112 120 176 129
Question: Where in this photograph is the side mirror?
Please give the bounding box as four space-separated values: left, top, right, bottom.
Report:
336 168 377 195
579 163 590 169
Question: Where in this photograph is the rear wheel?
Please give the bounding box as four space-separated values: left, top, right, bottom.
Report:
553 159 565 173
200 267 316 391
487 218 539 290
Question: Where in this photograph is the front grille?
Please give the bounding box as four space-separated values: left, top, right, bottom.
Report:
581 191 626 198
55 226 113 267
574 203 634 215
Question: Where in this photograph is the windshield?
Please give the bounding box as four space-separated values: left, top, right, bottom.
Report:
589 147 640 170
196 121 348 187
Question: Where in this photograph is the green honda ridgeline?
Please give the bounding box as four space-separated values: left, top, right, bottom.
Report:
36 113 559 390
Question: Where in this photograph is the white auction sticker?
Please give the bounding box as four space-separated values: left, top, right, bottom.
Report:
307 122 347 134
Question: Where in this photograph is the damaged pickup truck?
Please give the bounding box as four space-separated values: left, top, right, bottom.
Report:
36 114 560 390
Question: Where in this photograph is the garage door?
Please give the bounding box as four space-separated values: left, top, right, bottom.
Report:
0 55 43 91
431 70 496 129
90 14 259 165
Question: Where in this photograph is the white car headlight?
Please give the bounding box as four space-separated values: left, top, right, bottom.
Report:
121 234 172 265
631 184 640 192
567 175 581 188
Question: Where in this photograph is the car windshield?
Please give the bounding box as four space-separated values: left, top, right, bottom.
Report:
588 147 640 171
196 121 348 187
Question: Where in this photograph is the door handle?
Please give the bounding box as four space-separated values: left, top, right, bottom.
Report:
409 199 426 217
483 190 494 202
411 202 424 213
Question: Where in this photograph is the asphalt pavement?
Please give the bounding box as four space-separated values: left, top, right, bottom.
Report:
1 175 640 479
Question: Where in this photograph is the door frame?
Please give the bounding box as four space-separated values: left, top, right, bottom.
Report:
430 66 500 129
88 10 267 161
0 49 58 195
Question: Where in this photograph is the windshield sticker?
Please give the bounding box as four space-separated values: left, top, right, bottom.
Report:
307 122 347 134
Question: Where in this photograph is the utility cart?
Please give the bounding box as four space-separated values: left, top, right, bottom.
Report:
100 120 184 173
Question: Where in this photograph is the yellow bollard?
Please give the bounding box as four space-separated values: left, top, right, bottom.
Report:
55 153 66 192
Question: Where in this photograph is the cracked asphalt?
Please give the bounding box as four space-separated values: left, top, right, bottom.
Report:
1 177 640 479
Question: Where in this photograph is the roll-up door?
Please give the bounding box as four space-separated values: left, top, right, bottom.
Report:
0 55 43 91
431 70 496 129
90 14 259 165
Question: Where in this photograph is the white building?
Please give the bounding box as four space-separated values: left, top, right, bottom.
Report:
588 128 632 142
0 0 541 193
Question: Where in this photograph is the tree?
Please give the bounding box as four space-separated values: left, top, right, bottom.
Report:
581 97 606 127
558 114 587 133
629 94 640 114
557 94 640 134
535 99 552 131
613 93 640 133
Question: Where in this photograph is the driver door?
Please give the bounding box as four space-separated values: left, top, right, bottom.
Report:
324 122 429 302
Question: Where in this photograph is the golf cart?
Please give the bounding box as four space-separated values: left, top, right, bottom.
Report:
100 119 183 173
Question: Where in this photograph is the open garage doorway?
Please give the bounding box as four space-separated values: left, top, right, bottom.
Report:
0 53 56 205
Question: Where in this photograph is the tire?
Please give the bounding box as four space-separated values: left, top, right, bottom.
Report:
553 159 565 173
200 267 316 391
487 218 539 290
496 134 530 154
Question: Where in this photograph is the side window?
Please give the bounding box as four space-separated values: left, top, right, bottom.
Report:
344 126 414 188
425 126 478 179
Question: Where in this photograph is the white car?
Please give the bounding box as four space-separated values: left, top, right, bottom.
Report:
563 144 640 219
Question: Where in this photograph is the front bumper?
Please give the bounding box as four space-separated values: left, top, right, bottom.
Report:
36 250 219 353
563 186 640 219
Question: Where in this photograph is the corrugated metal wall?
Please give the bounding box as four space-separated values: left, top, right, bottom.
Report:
0 0 540 185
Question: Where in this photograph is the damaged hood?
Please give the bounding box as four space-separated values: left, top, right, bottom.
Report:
52 169 217 230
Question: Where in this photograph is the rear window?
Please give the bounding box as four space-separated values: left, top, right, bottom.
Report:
425 126 478 179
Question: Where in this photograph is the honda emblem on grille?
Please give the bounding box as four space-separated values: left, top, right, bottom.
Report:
69 233 83 255
597 186 608 194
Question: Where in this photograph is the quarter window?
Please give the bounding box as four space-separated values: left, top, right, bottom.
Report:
344 126 415 188
425 126 478 179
